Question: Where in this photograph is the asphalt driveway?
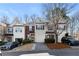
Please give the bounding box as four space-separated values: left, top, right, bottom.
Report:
34 43 49 51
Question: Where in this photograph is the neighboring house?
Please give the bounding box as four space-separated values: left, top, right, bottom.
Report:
57 19 68 42
0 18 67 43
4 25 13 42
13 24 25 42
73 32 79 40
0 23 6 41
28 22 35 40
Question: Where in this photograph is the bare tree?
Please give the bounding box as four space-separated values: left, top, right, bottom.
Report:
69 17 75 36
70 12 79 36
24 14 29 23
0 16 9 41
30 14 37 22
1 16 9 24
43 3 76 43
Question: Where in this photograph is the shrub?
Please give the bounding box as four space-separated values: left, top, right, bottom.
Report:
0 41 7 46
22 39 34 45
44 38 55 43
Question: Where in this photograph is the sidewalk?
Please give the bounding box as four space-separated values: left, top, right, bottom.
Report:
71 46 79 49
20 53 50 56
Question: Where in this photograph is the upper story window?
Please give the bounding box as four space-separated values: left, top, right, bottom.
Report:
58 24 65 30
36 24 44 30
15 28 22 33
29 26 32 31
48 25 53 30
8 28 13 32
8 28 13 33
15 30 17 32
46 24 53 30
20 30 22 32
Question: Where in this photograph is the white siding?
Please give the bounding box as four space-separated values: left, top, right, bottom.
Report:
58 30 67 42
35 24 46 42
13 26 25 41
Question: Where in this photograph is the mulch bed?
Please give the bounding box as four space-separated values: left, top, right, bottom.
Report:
46 43 70 49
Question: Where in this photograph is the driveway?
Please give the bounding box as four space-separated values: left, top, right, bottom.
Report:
34 43 49 51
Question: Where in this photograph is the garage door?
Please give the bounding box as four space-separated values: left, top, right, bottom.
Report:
35 30 45 42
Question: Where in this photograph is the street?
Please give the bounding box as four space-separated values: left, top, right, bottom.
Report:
49 48 79 56
1 48 79 56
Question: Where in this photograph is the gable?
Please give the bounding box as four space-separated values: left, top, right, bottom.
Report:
11 17 22 26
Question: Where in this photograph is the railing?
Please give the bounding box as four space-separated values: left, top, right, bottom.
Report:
5 31 13 34
46 29 54 32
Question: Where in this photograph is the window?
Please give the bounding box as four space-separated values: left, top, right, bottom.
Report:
36 24 44 30
48 25 53 30
29 26 32 31
58 24 65 30
15 28 22 32
7 28 13 34
15 30 17 32
8 28 13 32
20 30 22 32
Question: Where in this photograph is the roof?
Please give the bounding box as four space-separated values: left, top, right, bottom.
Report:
11 17 23 26
31 18 49 24
0 22 7 27
13 24 25 27
58 19 67 24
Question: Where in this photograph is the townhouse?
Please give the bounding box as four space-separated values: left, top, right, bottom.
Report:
0 18 67 43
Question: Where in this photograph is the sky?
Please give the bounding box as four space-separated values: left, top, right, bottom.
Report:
0 3 43 23
0 3 79 23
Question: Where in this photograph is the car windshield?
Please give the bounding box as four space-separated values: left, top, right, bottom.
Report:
68 38 75 41
5 42 13 45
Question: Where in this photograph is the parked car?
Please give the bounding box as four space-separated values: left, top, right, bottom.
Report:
0 41 7 46
1 42 19 50
61 37 79 46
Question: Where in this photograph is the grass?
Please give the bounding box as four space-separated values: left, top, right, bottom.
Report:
46 43 70 49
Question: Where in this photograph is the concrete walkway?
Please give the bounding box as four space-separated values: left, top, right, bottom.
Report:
33 43 49 51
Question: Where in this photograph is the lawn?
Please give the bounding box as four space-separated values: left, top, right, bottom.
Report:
46 43 70 49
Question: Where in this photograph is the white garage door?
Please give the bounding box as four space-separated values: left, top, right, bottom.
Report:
35 30 45 42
